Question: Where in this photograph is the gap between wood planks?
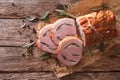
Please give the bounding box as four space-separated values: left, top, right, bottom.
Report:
0 72 119 80
0 70 119 73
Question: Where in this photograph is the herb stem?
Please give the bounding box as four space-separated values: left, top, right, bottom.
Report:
22 42 35 49
85 46 91 56
55 9 76 19
40 53 51 60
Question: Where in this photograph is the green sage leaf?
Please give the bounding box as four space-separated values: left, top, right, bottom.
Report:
40 53 51 60
91 3 109 12
40 11 49 20
55 9 76 19
22 42 35 49
26 16 37 22
102 3 109 9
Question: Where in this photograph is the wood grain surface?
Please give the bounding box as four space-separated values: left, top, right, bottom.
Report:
0 46 119 72
0 0 120 80
0 0 58 18
0 72 120 80
0 19 36 46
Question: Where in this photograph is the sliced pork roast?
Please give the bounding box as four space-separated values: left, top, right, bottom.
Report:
57 36 83 66
37 24 57 54
51 18 77 45
36 10 118 66
76 10 118 46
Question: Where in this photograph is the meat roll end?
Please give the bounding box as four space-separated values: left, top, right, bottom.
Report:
57 36 83 66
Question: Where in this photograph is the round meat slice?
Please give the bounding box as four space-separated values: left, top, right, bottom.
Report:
37 24 57 54
57 36 83 66
51 18 77 45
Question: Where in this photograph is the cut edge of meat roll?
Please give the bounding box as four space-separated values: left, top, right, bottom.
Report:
76 12 98 46
51 18 77 45
76 17 87 46
36 24 58 54
57 36 83 66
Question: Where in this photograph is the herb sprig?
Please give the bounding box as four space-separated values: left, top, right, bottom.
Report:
26 16 38 22
55 9 76 19
22 42 35 56
91 3 109 12
40 11 50 22
39 53 51 60
23 42 35 49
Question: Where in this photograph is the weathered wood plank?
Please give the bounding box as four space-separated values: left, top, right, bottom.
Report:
0 46 119 72
0 0 59 18
0 72 119 80
0 47 52 72
0 72 57 80
0 19 37 46
60 72 120 80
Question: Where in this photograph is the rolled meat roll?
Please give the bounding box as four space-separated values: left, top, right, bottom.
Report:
76 10 118 46
37 24 57 54
51 18 77 45
57 36 83 66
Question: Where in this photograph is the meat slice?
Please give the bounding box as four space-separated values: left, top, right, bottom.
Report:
57 36 83 66
36 24 57 54
76 10 118 46
51 18 77 45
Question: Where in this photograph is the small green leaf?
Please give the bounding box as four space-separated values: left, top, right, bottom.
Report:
99 41 104 52
55 9 76 19
40 17 49 22
22 42 35 49
40 11 49 20
102 3 109 9
85 46 91 56
63 5 67 11
26 16 38 22
55 9 66 14
91 7 102 12
39 53 51 60
91 3 109 12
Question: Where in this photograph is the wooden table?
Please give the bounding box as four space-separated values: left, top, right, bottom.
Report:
0 0 120 80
